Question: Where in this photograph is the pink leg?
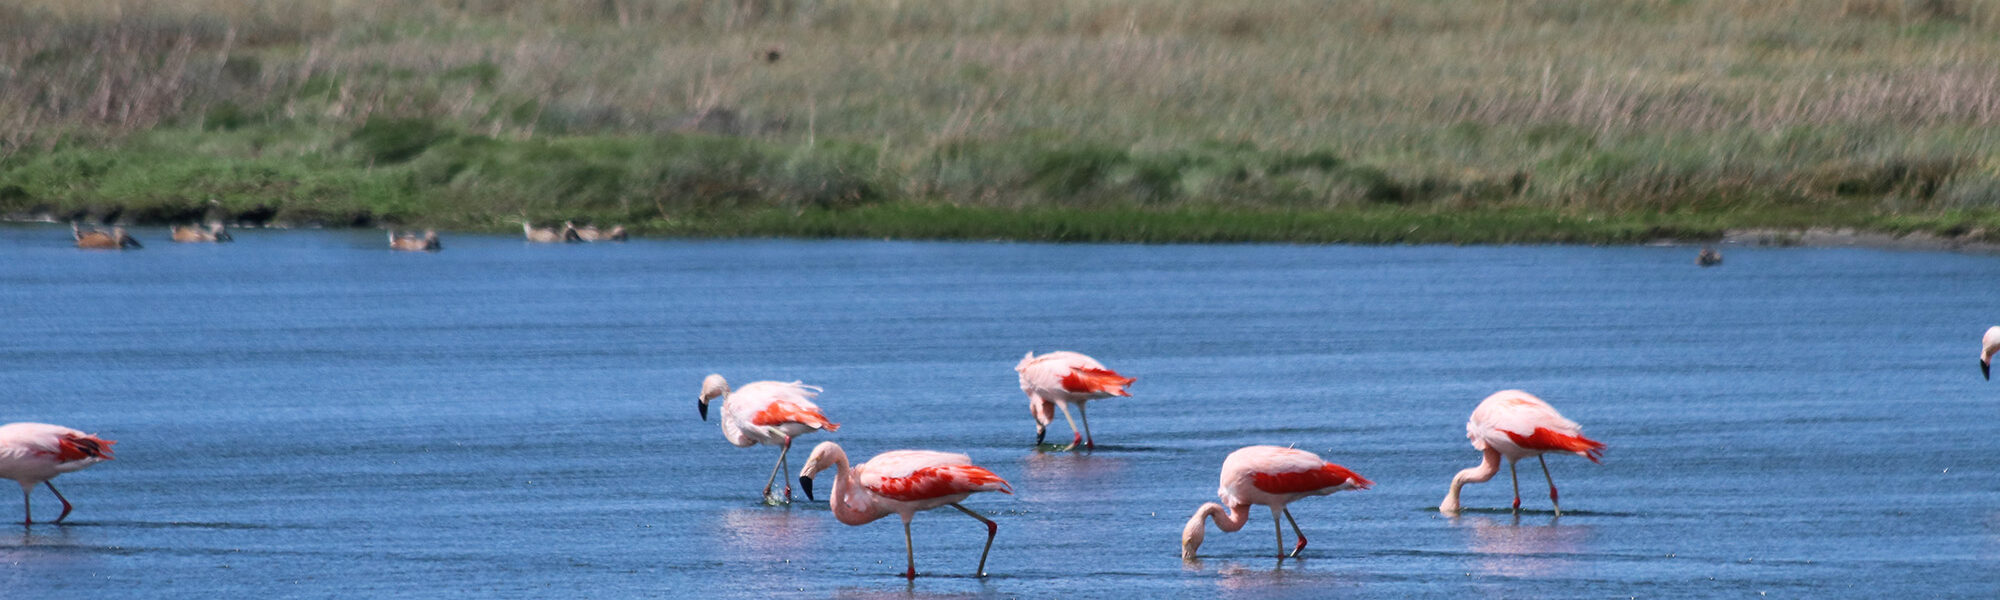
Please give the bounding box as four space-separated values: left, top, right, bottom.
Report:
781 438 794 502
19 487 29 526
1509 460 1522 511
1540 455 1562 517
1283 508 1307 558
45 482 71 524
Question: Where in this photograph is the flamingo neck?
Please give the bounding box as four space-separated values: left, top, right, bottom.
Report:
1442 448 1502 513
1182 501 1250 559
825 453 883 526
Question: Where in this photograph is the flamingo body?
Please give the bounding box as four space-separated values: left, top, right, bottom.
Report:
699 376 838 503
0 423 116 525
1181 445 1370 560
1015 351 1133 449
799 442 1012 578
1440 390 1604 516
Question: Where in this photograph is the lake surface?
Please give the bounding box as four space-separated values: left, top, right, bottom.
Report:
1 223 1996 598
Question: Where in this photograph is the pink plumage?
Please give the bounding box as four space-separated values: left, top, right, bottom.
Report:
698 375 840 504
1441 390 1606 516
1180 445 1370 561
1016 351 1134 450
0 422 116 525
798 442 1012 579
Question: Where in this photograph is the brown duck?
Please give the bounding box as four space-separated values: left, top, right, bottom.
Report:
389 229 441 252
73 223 141 250
171 223 232 243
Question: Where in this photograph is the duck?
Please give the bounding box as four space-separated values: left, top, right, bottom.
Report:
568 222 628 242
73 223 141 249
1696 246 1722 267
522 221 580 243
389 229 441 252
171 222 232 243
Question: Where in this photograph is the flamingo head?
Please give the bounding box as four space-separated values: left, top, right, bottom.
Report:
1180 509 1208 561
797 441 847 502
698 374 730 420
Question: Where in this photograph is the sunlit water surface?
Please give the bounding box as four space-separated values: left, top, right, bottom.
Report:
1 224 1996 598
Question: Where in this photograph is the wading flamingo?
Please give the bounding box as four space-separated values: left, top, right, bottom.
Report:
699 375 839 503
1982 326 1999 380
1015 351 1134 450
1439 390 1605 517
1180 445 1371 561
797 441 1013 579
0 423 115 525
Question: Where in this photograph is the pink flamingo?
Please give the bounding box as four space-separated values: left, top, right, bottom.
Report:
797 441 1013 579
1015 351 1134 450
0 423 116 525
1180 445 1371 561
1439 390 1606 517
698 375 840 504
1982 326 1999 380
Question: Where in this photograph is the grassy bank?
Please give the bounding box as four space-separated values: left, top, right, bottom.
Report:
4 1 2000 242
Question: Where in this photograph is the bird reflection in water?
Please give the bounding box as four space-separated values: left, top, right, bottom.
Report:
713 507 825 558
1453 514 1591 578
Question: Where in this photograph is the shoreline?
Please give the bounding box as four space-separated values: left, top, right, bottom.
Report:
13 215 1999 254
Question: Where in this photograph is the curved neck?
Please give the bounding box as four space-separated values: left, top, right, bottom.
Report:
1199 501 1250 532
825 452 885 526
1443 448 1503 511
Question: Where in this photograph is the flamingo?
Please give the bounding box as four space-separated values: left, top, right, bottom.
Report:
698 375 839 503
0 423 116 525
1982 326 1999 380
797 441 1013 579
1015 351 1134 450
1180 445 1371 561
1439 390 1606 517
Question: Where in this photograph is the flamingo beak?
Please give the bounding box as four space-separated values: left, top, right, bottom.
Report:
1035 426 1045 446
698 400 709 421
1984 360 1991 381
800 475 815 502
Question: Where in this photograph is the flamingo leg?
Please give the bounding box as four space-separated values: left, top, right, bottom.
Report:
950 503 998 577
1509 459 1521 512
18 487 29 526
44 482 71 524
1283 508 1308 558
1077 403 1094 449
902 515 917 579
780 439 794 502
1271 505 1286 560
1539 455 1561 518
1056 403 1083 451
762 437 792 503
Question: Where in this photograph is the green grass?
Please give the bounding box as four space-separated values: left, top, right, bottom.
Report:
3 0 2000 243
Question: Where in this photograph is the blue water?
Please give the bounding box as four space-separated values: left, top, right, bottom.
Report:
0 223 1996 598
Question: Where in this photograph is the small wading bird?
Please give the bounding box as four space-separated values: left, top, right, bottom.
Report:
72 223 141 249
171 222 232 243
1697 246 1723 267
798 441 1012 579
388 229 441 252
1015 351 1134 450
567 222 628 242
521 221 580 243
1180 445 1371 561
1439 390 1605 517
0 423 115 525
699 375 839 503
1982 326 2000 380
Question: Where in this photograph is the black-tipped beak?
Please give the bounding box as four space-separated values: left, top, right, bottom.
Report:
1984 360 1991 381
698 401 709 421
800 476 815 502
1035 428 1045 446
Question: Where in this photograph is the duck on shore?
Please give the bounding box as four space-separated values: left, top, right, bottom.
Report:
171 223 232 243
73 223 141 249
523 221 581 243
389 229 441 252
567 222 628 242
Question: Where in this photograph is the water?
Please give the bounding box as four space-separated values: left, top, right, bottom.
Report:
1 223 1996 598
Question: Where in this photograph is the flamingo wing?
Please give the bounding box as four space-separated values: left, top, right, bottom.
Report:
1228 446 1372 497
749 399 840 431
1470 390 1604 461
0 423 115 464
859 451 1013 502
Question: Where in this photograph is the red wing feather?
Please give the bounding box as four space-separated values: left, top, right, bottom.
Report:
1252 463 1372 495
750 400 840 431
55 434 116 462
1505 428 1606 463
871 465 1013 502
1059 367 1134 396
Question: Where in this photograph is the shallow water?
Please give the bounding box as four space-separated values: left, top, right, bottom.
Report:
1 223 1996 598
